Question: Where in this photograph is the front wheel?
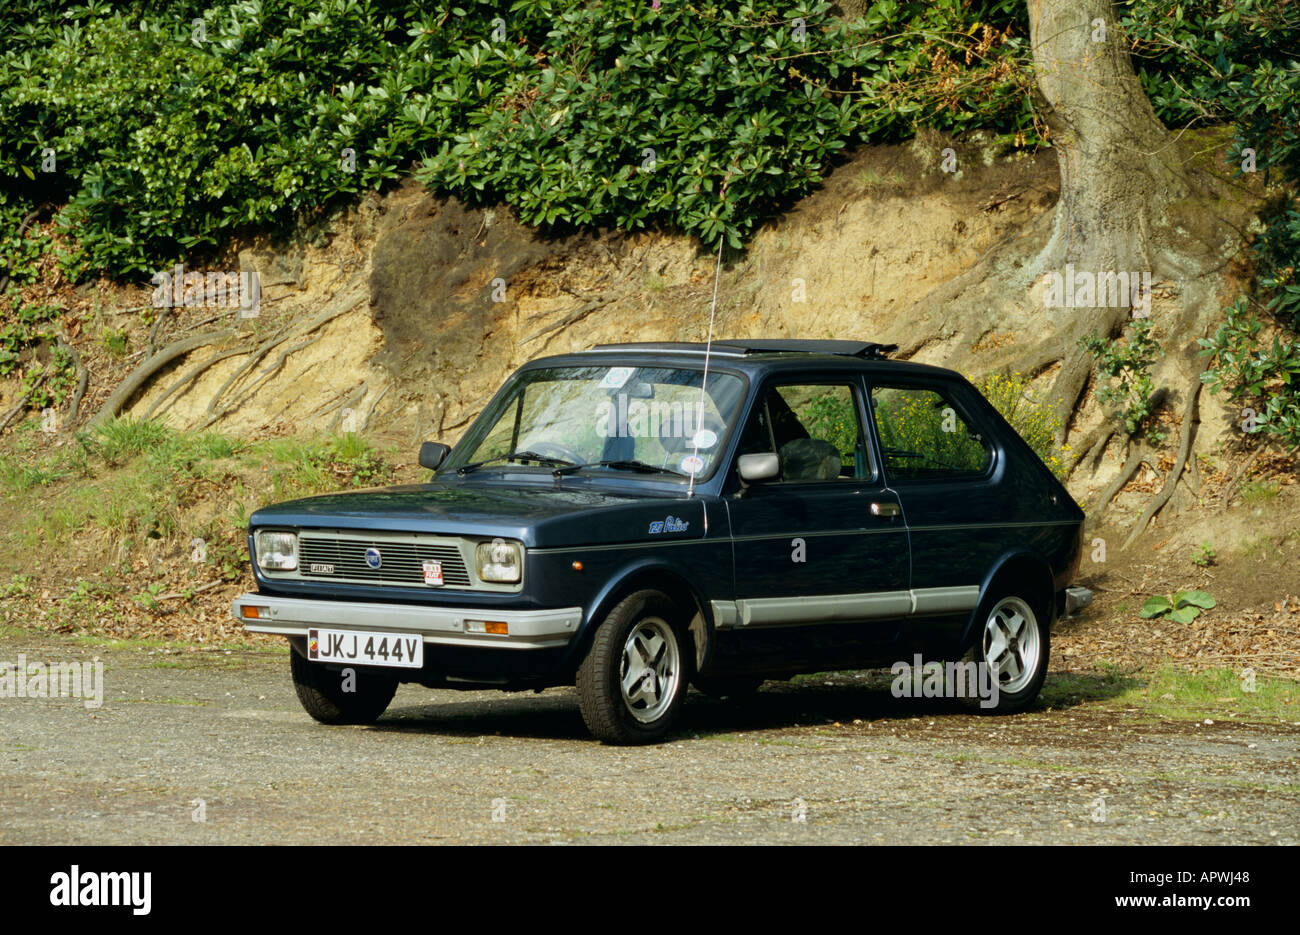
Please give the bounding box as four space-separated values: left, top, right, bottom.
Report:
576 590 689 744
290 648 398 725
961 592 1049 714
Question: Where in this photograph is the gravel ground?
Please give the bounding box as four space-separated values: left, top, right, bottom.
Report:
2 635 1298 845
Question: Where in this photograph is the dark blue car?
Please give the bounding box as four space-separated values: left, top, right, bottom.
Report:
233 340 1089 744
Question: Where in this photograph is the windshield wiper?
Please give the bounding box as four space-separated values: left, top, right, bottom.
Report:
553 459 687 478
457 450 575 475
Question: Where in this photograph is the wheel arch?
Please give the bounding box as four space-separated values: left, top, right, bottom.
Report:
962 550 1056 647
574 561 715 676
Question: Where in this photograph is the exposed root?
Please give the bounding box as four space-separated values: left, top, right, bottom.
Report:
202 323 297 420
1065 422 1115 477
200 287 365 427
141 345 251 422
328 382 369 433
361 383 391 431
57 337 89 429
1221 445 1267 509
521 295 615 345
147 306 171 356
1088 441 1140 528
88 329 236 428
1122 382 1202 550
201 334 321 428
0 386 36 433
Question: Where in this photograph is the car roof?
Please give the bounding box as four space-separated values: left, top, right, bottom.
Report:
526 340 958 379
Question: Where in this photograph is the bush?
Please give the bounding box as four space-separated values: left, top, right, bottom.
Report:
0 0 1035 278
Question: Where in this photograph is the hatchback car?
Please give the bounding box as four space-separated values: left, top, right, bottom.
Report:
233 340 1089 743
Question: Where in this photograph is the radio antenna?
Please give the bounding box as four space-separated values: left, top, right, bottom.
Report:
687 235 724 500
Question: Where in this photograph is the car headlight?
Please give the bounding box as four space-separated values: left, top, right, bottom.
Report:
255 531 298 571
476 538 522 583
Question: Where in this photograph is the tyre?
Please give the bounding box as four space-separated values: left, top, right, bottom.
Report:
961 590 1049 714
290 648 398 725
576 590 689 744
692 674 765 699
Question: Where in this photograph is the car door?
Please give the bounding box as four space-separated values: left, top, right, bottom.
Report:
722 377 911 633
864 378 1009 648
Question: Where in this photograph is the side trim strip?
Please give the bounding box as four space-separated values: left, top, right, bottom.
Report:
713 585 981 629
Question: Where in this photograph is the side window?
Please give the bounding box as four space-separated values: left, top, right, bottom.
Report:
737 383 872 482
869 385 992 480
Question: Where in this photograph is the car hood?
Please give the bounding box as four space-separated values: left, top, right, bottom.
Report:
248 479 715 547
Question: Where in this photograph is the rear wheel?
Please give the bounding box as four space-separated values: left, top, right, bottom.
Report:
290 648 398 725
962 590 1049 714
576 590 689 744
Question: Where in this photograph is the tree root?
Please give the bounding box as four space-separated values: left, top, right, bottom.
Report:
200 335 321 429
88 330 237 428
141 345 250 422
0 386 36 433
56 338 89 430
1065 422 1115 477
202 288 365 425
1088 441 1140 528
1221 445 1266 509
522 295 615 345
147 306 170 356
361 383 391 432
1122 382 1202 550
328 382 369 433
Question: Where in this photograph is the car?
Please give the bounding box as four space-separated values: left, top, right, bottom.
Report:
232 339 1091 744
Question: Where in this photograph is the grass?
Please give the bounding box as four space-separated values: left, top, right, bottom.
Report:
1 419 398 577
1112 665 1299 722
1238 478 1281 504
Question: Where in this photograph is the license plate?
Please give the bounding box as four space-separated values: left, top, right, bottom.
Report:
307 627 424 669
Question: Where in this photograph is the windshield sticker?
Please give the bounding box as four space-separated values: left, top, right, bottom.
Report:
679 454 705 475
691 428 717 449
600 366 636 389
648 515 690 535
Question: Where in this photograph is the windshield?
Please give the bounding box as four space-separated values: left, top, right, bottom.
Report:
448 364 747 481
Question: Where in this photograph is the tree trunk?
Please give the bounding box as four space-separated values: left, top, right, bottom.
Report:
1028 0 1191 279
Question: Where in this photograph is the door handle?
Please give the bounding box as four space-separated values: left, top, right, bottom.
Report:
870 501 900 517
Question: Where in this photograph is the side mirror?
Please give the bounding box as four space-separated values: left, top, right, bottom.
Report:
737 452 780 484
418 442 451 471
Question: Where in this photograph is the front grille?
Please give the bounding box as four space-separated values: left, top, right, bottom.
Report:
297 534 473 588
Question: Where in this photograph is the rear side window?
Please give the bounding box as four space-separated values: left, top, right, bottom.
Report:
869 385 991 480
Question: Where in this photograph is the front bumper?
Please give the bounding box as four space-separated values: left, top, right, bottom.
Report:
231 593 583 650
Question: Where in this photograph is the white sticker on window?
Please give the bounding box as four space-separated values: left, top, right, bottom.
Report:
692 428 718 449
680 454 705 475
601 367 636 389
